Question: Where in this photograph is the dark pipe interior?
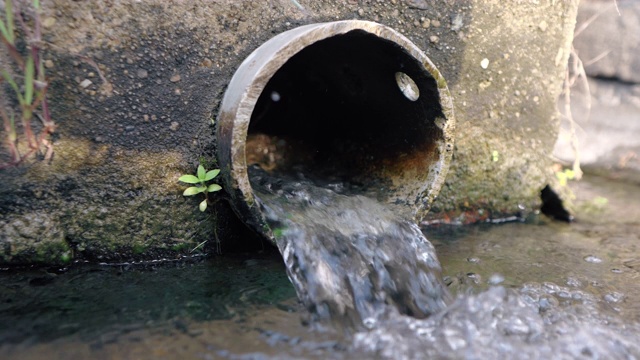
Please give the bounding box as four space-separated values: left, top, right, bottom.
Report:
247 30 444 193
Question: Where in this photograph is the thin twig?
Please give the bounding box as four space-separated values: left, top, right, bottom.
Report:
613 0 621 17
583 49 611 67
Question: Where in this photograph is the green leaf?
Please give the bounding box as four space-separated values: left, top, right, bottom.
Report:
0 20 9 43
204 169 220 181
1 70 23 104
2 0 14 43
183 186 205 196
197 164 206 180
199 199 207 212
207 184 222 193
24 56 34 106
565 169 575 180
8 113 16 141
179 174 200 184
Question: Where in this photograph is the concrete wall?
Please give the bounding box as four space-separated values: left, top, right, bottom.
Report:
0 0 579 264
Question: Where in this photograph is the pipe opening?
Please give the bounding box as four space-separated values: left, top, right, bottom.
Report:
246 29 444 204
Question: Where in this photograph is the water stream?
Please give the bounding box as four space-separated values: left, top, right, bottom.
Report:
1 175 639 359
249 166 451 328
249 166 640 358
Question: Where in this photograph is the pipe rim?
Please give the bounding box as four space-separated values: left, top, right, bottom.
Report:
217 20 455 239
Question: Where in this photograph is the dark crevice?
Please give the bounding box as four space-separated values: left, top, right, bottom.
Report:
540 185 573 222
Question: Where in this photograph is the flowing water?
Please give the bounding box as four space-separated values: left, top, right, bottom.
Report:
1 175 639 359
249 166 451 328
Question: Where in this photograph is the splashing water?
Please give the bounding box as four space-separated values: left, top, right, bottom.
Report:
249 166 451 328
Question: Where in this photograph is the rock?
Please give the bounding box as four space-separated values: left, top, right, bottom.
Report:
553 77 640 174
406 0 429 10
137 68 148 78
79 79 92 88
572 0 640 83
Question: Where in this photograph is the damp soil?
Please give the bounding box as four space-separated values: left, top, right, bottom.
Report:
1 175 639 359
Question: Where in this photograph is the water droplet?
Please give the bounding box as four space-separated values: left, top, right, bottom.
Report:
538 295 558 311
466 272 481 284
566 277 583 288
604 292 624 304
270 91 281 102
466 257 480 264
416 327 430 338
488 273 504 285
583 255 603 264
363 317 377 329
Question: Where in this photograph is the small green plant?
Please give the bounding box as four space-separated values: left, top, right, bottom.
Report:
555 168 576 187
1 0 55 168
491 150 499 162
179 165 222 212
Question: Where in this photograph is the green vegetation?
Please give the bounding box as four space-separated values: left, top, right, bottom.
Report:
1 0 55 168
179 164 222 212
491 150 499 162
555 168 576 187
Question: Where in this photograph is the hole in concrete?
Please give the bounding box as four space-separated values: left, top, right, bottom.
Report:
246 29 444 200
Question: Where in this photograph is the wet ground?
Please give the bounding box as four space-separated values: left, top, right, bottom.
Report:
1 175 639 359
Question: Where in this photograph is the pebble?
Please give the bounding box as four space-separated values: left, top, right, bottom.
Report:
538 20 548 32
431 19 441 28
429 35 439 44
480 58 490 69
79 79 93 88
451 14 463 31
137 69 149 79
43 17 56 28
406 0 429 10
170 121 180 131
201 58 213 67
170 74 181 82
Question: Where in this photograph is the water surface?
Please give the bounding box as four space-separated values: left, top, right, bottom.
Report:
1 175 639 359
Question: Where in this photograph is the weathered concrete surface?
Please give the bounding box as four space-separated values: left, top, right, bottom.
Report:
0 0 578 264
425 0 579 223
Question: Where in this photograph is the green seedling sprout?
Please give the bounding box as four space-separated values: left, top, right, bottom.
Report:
179 165 222 212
